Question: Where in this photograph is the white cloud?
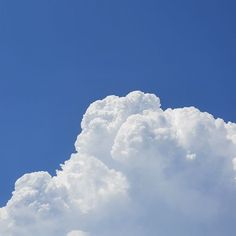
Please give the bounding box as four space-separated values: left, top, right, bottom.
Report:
1 91 236 235
67 230 89 236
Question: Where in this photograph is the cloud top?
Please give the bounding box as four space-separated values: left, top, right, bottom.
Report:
1 91 236 235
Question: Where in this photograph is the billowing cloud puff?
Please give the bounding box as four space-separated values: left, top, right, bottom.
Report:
1 91 236 235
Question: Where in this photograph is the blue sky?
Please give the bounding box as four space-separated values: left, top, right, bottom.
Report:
0 0 235 206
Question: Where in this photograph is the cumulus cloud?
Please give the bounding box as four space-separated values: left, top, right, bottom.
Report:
1 91 236 235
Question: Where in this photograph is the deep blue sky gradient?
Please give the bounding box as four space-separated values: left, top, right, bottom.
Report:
0 0 236 205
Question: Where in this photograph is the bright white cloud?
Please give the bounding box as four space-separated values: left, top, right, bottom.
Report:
1 91 236 235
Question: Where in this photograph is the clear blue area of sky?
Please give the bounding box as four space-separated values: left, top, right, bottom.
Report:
0 0 235 205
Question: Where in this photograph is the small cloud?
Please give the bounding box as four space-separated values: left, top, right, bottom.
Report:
67 230 89 236
186 152 196 160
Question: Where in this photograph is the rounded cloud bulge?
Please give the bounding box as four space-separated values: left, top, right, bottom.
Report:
1 91 236 236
